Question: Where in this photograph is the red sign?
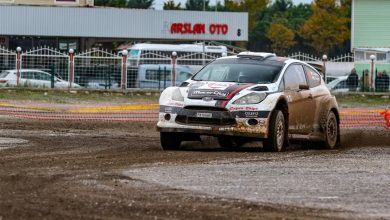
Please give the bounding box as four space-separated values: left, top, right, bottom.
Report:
171 23 228 35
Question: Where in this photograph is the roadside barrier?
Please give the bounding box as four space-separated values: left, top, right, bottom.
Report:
0 103 159 122
0 103 388 130
380 109 390 129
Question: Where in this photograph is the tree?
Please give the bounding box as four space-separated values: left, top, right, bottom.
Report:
95 0 127 7
127 0 154 9
266 23 296 55
95 0 110 6
300 0 350 54
225 0 269 32
163 0 182 10
185 0 209 11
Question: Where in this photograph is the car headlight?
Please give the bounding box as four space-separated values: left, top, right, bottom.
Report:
233 93 266 105
171 88 184 102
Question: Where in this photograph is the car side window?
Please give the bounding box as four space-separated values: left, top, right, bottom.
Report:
35 72 51 81
304 65 321 88
335 80 348 89
283 64 307 91
145 69 172 81
21 72 34 80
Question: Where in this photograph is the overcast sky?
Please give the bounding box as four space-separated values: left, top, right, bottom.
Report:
153 0 313 10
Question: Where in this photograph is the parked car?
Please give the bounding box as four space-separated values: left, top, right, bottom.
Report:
87 79 120 89
137 64 193 89
0 69 80 88
326 75 350 93
157 52 340 151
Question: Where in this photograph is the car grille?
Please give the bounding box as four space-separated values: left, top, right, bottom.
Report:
175 107 236 126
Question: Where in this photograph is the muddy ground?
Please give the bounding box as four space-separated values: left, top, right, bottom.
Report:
0 118 389 220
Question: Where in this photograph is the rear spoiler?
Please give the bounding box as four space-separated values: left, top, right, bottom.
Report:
306 62 324 76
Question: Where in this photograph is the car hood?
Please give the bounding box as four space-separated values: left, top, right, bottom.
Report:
186 81 255 100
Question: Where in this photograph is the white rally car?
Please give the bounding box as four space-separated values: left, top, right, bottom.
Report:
157 52 340 152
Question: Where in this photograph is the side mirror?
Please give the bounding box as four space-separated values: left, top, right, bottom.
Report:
299 84 310 90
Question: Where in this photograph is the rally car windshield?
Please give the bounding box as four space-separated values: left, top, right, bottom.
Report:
193 58 283 84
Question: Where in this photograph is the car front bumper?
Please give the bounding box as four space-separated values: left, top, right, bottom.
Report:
157 110 270 138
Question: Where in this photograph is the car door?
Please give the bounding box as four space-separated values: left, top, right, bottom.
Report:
20 71 34 86
304 65 328 131
283 64 316 134
33 71 52 88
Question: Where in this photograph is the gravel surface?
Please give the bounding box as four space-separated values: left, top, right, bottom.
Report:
125 145 390 219
0 119 389 219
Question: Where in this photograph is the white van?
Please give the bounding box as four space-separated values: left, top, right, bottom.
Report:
137 64 193 89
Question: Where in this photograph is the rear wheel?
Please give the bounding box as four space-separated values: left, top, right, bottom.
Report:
160 132 181 150
263 110 285 152
323 111 339 149
218 136 246 149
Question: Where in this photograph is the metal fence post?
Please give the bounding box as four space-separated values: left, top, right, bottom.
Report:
51 64 55 89
322 54 327 82
16 47 21 86
370 55 376 91
171 51 177 87
121 49 128 90
163 66 167 89
158 66 161 91
68 49 74 89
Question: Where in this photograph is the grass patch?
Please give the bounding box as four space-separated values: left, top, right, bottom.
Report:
0 88 160 104
336 94 390 107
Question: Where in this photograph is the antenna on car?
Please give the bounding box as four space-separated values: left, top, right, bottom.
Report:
237 52 276 60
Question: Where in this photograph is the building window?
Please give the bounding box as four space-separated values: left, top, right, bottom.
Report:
55 0 79 5
355 51 387 62
59 39 78 53
355 51 365 61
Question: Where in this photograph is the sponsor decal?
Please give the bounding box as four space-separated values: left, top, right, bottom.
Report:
244 111 259 117
170 23 228 35
202 97 214 102
196 112 213 118
229 106 260 111
233 111 270 118
167 101 185 107
189 89 229 98
207 82 235 89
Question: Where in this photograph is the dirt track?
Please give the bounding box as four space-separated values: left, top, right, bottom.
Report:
0 119 389 220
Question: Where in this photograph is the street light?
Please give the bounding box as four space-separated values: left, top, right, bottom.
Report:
370 54 376 91
16 47 22 86
322 54 327 82
171 51 177 87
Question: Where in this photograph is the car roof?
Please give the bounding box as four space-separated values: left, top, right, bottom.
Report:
218 54 303 66
3 69 48 72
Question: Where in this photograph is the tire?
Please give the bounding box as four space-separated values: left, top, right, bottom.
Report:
263 110 285 152
217 136 245 149
160 132 181 150
323 111 339 149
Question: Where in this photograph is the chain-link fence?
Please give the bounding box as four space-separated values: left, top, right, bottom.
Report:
0 47 15 72
74 49 122 89
1 47 389 93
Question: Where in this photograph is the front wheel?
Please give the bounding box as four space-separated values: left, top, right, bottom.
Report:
160 132 181 150
263 110 286 152
323 111 339 149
